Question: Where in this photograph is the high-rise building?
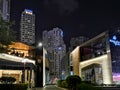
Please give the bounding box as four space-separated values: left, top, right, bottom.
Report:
61 36 89 79
70 36 89 51
43 27 66 81
20 9 35 45
0 0 10 21
68 36 89 76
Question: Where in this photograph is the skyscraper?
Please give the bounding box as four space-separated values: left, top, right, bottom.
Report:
0 0 10 21
20 9 35 45
69 36 89 76
43 27 66 80
61 36 89 79
70 36 89 51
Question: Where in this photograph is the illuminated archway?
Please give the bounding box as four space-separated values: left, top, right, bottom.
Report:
79 54 113 84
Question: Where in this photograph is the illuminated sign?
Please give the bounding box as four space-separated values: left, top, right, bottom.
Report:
113 73 120 81
24 9 33 14
110 35 120 46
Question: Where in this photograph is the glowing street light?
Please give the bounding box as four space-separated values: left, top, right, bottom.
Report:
38 42 42 47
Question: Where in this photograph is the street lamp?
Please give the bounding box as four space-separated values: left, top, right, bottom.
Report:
36 42 43 55
35 42 43 87
38 42 42 47
22 58 27 83
37 42 47 86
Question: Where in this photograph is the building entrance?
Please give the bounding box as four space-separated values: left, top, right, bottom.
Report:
81 64 103 84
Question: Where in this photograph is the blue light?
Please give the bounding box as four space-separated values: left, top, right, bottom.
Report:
25 9 33 14
112 35 117 40
110 35 120 46
58 47 62 50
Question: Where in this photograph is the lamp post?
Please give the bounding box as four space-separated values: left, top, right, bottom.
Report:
37 42 46 86
35 42 43 87
22 58 27 83
37 42 47 87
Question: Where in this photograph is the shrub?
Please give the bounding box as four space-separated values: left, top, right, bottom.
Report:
61 80 68 88
0 77 16 84
14 84 28 90
66 75 81 90
0 83 28 90
57 80 68 88
57 80 63 87
76 83 102 90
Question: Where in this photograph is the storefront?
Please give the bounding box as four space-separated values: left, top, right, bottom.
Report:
70 29 120 85
0 53 36 87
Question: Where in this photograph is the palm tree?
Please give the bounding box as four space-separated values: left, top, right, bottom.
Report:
0 14 16 53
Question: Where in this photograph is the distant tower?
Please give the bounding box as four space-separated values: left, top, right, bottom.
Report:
0 0 10 21
70 36 89 51
20 9 35 45
43 27 66 80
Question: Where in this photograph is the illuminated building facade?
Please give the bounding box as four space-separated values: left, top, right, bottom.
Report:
0 42 36 87
69 36 89 76
8 42 35 59
70 29 120 85
60 36 89 80
0 0 10 21
20 9 35 45
43 27 66 81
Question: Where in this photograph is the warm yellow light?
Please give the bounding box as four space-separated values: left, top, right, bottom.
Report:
79 54 113 84
0 53 35 65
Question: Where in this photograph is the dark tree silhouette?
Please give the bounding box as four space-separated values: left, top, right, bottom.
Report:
0 14 16 53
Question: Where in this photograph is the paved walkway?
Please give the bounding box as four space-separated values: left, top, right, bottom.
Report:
28 85 67 90
28 85 120 90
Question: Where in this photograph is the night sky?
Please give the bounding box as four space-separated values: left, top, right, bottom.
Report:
10 0 120 47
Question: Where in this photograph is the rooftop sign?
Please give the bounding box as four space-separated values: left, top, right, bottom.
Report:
110 35 120 46
24 9 33 14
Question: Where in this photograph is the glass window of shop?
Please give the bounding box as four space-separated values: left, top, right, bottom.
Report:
80 35 107 61
81 64 103 84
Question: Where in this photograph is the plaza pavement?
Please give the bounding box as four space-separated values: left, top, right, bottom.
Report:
28 85 120 90
27 85 68 90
